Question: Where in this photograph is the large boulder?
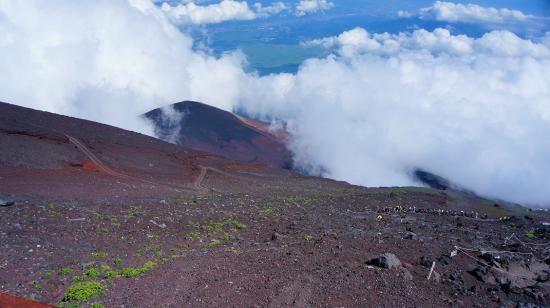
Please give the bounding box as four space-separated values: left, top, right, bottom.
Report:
368 253 402 269
0 196 14 207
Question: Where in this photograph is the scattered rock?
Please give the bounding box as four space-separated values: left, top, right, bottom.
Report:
471 266 497 285
0 196 15 207
516 303 543 308
438 255 451 266
367 253 402 269
404 232 418 240
419 256 433 267
149 220 167 229
399 267 413 280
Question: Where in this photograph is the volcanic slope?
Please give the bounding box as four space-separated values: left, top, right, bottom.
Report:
0 102 549 307
144 101 292 169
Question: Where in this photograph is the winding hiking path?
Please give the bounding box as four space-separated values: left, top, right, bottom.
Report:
66 134 132 179
193 165 255 191
67 134 263 193
66 134 194 192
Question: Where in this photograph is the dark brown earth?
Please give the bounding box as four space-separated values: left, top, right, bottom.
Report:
1 102 549 307
143 101 293 169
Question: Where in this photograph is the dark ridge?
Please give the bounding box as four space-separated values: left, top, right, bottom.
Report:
413 169 451 190
144 101 293 169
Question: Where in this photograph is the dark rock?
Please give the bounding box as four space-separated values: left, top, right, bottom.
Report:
438 255 452 266
470 266 497 285
516 303 543 308
0 196 15 207
404 232 418 240
367 253 402 269
419 256 433 267
271 232 278 241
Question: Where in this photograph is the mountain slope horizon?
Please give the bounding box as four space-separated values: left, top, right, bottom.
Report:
143 101 293 170
0 101 549 307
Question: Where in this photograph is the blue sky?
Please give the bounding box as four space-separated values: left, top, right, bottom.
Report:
179 0 549 74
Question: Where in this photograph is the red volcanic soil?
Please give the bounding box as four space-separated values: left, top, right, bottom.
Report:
1 102 549 307
0 292 52 307
143 101 293 169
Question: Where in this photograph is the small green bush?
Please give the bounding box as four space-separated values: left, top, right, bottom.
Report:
202 240 222 249
91 251 108 258
58 267 73 276
303 234 313 241
63 281 105 302
86 268 100 277
120 260 157 278
106 270 120 278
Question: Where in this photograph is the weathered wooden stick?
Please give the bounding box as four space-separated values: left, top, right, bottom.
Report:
427 261 436 280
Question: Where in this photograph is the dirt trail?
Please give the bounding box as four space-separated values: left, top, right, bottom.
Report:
193 165 255 191
66 134 192 192
66 135 131 179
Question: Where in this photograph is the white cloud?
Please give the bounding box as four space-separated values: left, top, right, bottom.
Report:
161 0 256 25
400 1 531 24
0 0 246 133
241 29 550 206
160 0 288 25
254 2 288 17
295 0 334 16
1 0 550 207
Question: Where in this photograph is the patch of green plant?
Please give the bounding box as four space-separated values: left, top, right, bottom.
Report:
228 219 246 230
202 239 222 249
45 269 54 278
98 227 109 234
259 207 275 216
120 267 140 278
91 304 104 308
99 264 111 272
221 232 233 241
526 230 537 239
120 260 157 278
303 234 313 241
91 251 108 258
85 268 100 277
58 267 73 276
153 251 165 257
63 281 105 302
113 258 123 266
33 282 42 290
124 206 142 219
106 270 120 279
72 275 86 282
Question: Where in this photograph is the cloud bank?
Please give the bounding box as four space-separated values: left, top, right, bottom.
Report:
295 0 334 16
241 28 550 206
161 0 257 25
0 0 246 133
399 1 531 24
1 0 550 207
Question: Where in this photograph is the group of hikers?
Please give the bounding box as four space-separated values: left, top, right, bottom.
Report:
377 205 492 220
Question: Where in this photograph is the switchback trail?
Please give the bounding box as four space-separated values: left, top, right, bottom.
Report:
66 134 193 192
193 165 258 191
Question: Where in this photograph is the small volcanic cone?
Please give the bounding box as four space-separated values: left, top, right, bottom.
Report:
144 101 293 169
